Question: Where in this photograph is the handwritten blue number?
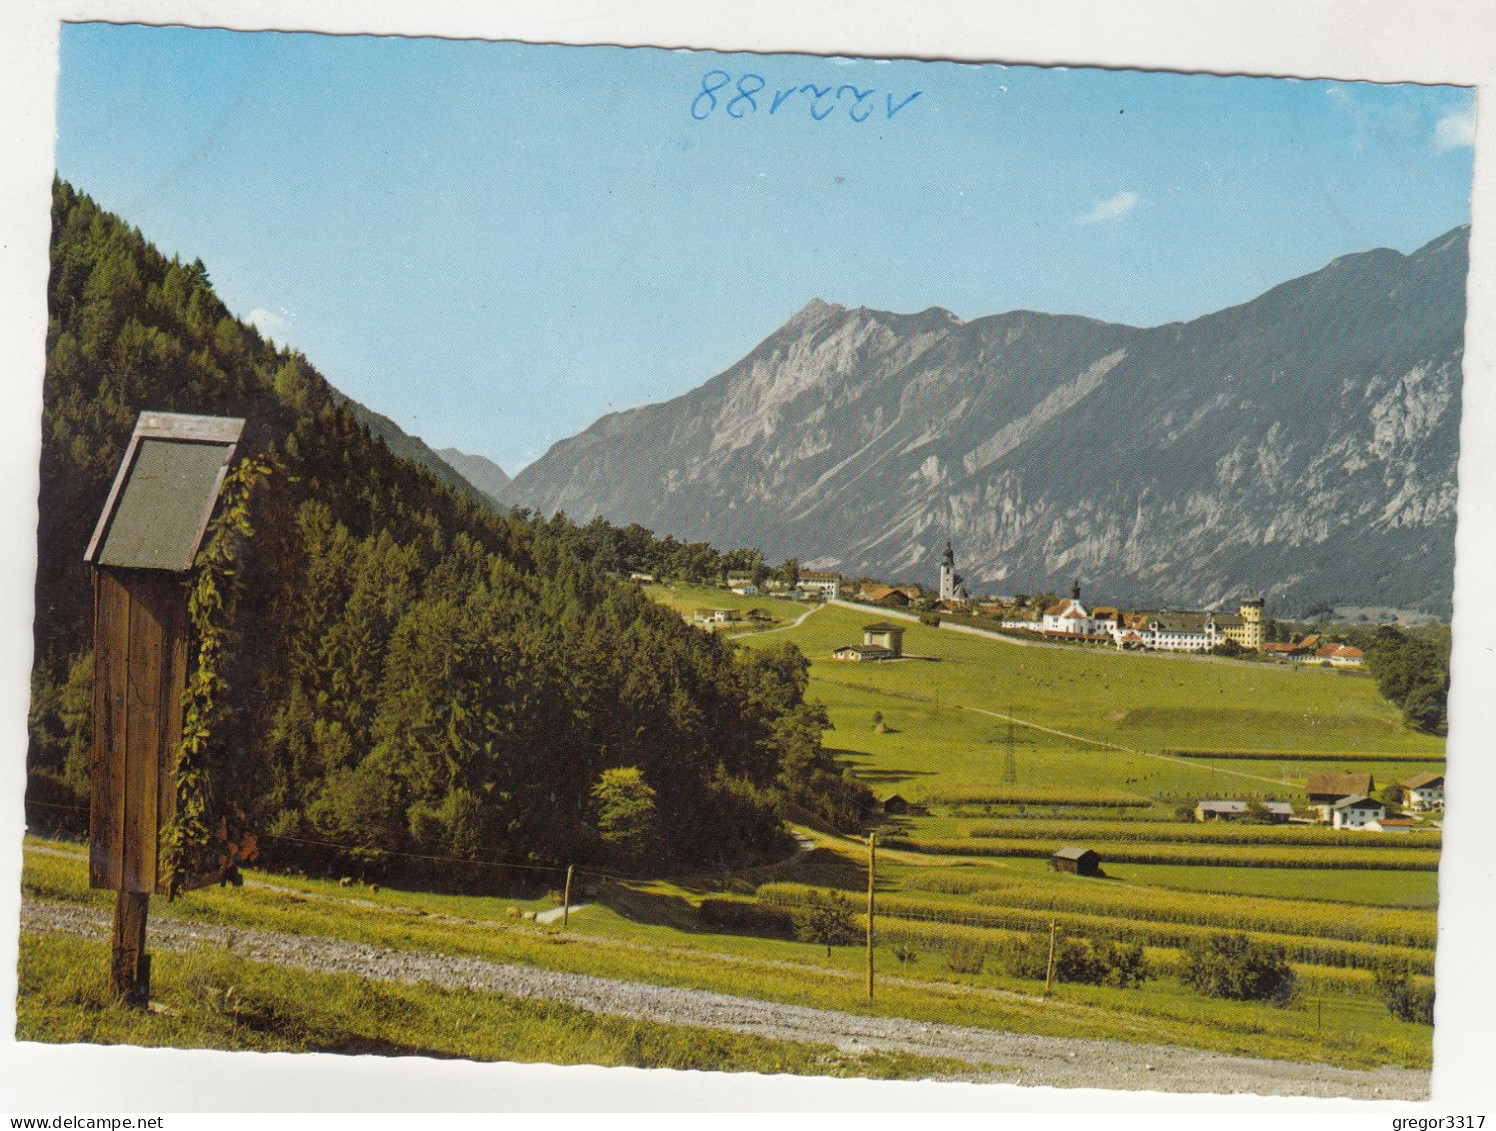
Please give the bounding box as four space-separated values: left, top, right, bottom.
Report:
693 70 731 119
838 84 874 122
801 84 835 121
770 87 798 114
728 74 765 117
886 90 922 118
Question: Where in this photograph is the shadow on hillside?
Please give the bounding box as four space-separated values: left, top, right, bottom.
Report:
854 769 938 784
829 749 938 786
597 847 868 940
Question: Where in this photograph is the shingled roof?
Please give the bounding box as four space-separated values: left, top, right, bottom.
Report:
1306 771 1375 798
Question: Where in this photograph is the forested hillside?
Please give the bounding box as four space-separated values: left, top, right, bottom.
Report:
27 180 863 879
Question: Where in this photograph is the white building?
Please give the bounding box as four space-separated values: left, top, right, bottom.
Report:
1400 773 1444 812
1331 795 1387 829
798 571 842 599
1043 582 1093 635
1121 611 1224 653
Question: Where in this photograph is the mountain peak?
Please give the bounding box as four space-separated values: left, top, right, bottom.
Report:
786 297 846 327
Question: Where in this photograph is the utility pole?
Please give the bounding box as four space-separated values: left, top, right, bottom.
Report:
562 864 574 927
1001 710 1034 786
866 832 877 1002
1045 920 1058 992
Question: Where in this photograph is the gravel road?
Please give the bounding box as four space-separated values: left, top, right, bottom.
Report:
21 896 1427 1099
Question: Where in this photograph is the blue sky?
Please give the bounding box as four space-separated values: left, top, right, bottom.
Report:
55 24 1476 472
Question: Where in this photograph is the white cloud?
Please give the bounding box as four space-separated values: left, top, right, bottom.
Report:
1432 104 1476 154
247 307 289 336
1077 190 1142 225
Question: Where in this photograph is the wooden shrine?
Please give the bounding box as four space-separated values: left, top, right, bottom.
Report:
84 411 244 1003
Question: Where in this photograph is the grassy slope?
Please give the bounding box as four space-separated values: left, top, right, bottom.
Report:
644 582 812 626
738 605 1443 801
20 840 1430 1071
16 932 963 1080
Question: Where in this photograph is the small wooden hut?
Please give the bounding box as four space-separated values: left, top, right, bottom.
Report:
1050 845 1102 876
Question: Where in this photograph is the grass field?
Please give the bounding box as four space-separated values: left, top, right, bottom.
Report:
742 606 1443 791
20 838 1434 1071
1101 862 1439 907
16 931 962 1079
643 582 812 629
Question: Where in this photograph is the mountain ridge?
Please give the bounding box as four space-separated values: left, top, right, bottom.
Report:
506 227 1467 615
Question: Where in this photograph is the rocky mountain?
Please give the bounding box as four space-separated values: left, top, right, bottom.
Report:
437 447 511 506
506 227 1468 616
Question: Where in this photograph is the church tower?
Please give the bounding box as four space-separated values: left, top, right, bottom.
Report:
939 541 957 601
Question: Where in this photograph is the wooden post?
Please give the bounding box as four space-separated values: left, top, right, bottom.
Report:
111 891 151 1006
562 865 574 927
85 412 245 1008
866 832 876 1002
1045 920 1057 992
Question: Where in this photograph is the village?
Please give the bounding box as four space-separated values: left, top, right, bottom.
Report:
686 541 1366 664
677 541 1442 838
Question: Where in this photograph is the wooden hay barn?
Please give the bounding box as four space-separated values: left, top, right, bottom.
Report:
1050 845 1102 876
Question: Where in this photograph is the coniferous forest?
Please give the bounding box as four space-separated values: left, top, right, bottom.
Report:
27 180 869 882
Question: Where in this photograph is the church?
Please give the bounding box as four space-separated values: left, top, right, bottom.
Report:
938 540 970 603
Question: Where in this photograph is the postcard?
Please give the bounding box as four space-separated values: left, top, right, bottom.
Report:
4 1 1495 1117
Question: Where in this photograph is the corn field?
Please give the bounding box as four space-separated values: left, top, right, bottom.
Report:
887 836 1440 870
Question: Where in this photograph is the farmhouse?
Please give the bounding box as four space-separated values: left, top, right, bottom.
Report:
1090 606 1121 634
1400 772 1445 812
832 644 896 662
1331 795 1387 829
1314 643 1365 667
1050 846 1102 876
1305 770 1376 821
1194 799 1293 823
1368 817 1416 833
860 584 912 607
691 607 740 626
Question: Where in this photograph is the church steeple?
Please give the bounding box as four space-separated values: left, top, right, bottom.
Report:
939 540 958 601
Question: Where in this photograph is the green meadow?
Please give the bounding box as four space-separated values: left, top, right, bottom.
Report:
739 604 1442 803
644 581 811 627
1101 862 1439 907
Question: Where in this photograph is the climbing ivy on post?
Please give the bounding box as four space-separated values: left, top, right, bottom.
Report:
163 456 271 895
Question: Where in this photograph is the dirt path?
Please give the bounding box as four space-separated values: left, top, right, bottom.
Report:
727 601 823 638
21 896 1425 1100
534 903 587 924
